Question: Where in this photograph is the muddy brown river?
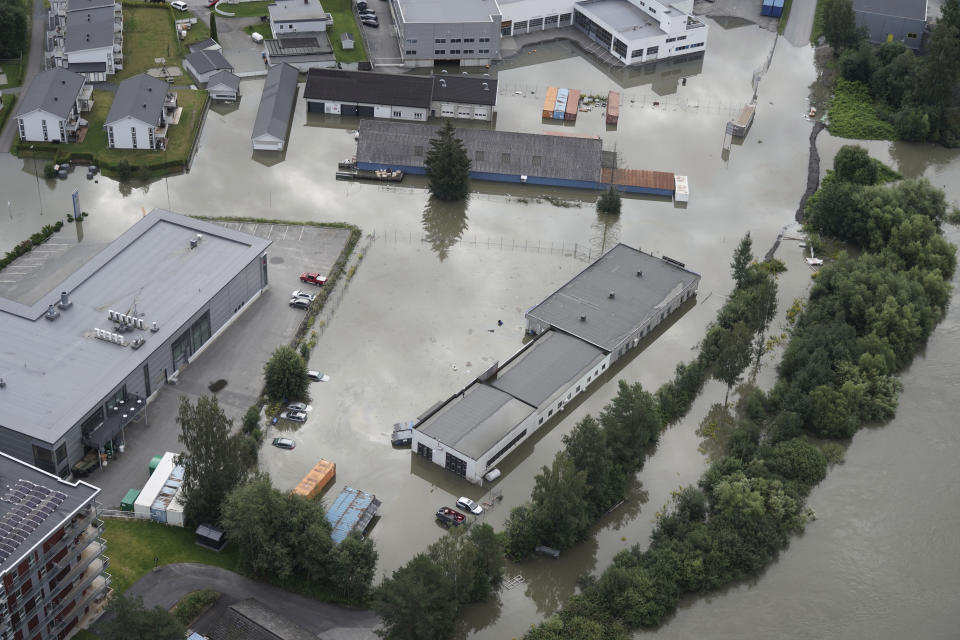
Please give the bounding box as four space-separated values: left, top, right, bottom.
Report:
1 16 958 640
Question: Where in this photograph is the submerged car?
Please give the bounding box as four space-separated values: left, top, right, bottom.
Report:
272 437 296 449
286 402 308 412
456 497 483 515
280 410 307 423
307 370 330 382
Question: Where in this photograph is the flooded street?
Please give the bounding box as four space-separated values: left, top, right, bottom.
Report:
2 13 959 640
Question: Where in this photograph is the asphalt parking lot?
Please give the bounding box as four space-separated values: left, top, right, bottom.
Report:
356 0 402 65
85 221 352 507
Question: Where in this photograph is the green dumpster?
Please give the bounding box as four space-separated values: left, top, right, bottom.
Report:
121 489 140 512
149 455 163 477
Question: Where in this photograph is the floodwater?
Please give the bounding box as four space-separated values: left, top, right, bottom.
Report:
1 15 958 640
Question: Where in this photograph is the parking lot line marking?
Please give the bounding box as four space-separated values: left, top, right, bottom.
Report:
298 226 305 241
281 226 288 240
252 224 258 236
267 224 274 239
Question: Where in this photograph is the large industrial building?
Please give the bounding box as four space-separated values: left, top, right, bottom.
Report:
0 210 270 479
852 0 926 50
390 0 503 66
0 452 108 639
411 244 700 483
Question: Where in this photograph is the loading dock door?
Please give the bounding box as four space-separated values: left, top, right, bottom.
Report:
307 101 325 113
357 105 375 117
341 104 359 116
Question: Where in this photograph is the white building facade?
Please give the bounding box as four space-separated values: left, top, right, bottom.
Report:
268 0 332 35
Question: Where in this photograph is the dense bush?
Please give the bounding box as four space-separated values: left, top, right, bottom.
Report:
0 222 64 273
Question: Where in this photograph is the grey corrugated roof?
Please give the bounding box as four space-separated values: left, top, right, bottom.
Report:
432 75 498 106
396 0 500 23
852 0 926 18
105 73 167 126
491 330 605 407
184 49 233 75
417 384 534 459
252 63 299 142
66 0 114 12
208 70 240 91
65 5 115 51
0 210 270 444
0 453 99 574
304 68 433 109
526 244 701 351
357 120 602 183
209 599 315 640
13 68 85 120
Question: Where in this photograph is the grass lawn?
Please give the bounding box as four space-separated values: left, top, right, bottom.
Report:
323 0 367 63
12 88 208 176
1 59 24 89
243 23 273 39
117 4 209 80
101 518 241 594
827 78 896 140
0 94 16 137
215 0 271 17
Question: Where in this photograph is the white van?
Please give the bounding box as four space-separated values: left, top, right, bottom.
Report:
170 1 188 11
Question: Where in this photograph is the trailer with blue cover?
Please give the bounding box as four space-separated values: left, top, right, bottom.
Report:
761 0 784 18
325 486 382 543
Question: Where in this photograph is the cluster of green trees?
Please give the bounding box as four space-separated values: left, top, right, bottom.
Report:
372 523 505 639
521 148 955 638
0 0 28 59
503 235 781 562
221 474 378 603
824 0 960 144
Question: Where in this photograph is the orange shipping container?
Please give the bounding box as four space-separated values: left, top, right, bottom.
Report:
293 459 336 499
564 89 580 121
606 91 620 125
542 87 558 119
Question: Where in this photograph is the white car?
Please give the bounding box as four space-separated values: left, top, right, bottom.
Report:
170 1 188 11
291 290 316 302
456 497 483 515
280 410 307 423
286 402 308 412
307 370 330 382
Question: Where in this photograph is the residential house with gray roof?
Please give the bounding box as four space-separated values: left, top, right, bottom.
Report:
13 68 94 143
207 69 241 102
252 63 299 151
104 73 178 150
183 49 234 85
49 0 123 80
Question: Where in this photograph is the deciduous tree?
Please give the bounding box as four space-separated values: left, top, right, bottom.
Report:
822 0 859 51
372 554 458 640
531 452 591 549
98 594 185 640
263 345 308 402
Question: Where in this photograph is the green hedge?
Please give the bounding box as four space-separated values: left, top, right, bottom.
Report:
0 221 65 272
0 94 16 136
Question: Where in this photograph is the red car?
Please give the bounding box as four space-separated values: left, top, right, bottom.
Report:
299 272 328 286
207 0 219 7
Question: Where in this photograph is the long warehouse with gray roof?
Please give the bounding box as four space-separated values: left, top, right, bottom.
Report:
411 243 700 484
0 210 270 478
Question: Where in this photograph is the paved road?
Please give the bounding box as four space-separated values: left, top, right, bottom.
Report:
784 0 817 47
0 0 47 151
102 562 379 639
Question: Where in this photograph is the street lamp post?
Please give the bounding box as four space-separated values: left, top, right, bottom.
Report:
137 397 147 426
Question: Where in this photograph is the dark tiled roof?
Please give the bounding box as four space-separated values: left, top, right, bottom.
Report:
304 68 433 109
357 120 603 183
431 74 497 106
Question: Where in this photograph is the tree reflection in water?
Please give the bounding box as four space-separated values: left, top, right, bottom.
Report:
422 195 470 261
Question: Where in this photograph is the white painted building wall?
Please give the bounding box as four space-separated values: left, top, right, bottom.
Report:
17 110 68 142
67 45 115 75
106 114 157 150
431 101 492 120
252 133 284 151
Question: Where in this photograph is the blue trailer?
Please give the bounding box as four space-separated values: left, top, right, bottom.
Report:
762 0 784 17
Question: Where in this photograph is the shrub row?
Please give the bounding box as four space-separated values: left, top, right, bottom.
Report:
0 221 64 273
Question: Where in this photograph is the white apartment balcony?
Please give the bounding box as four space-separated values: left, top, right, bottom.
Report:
78 84 94 112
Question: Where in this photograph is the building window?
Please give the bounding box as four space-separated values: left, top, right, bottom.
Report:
32 445 55 474
56 444 67 463
171 311 210 370
614 38 627 57
576 385 581 392
405 49 416 54
463 49 474 53
435 38 446 43
539 417 543 424
414 145 424 156
548 409 553 416
475 150 484 161
450 49 461 54
514 20 527 30
529 17 543 28
41 119 48 141
559 12 572 24
602 363 606 370
545 14 558 25
678 35 686 40
393 111 402 117
486 429 527 467
450 38 461 43
907 32 918 38
574 10 612 46
666 36 676 42
646 45 659 55
631 49 643 58
691 42 703 47
18 119 24 138
649 6 656 11
464 37 474 42
416 442 432 461
444 452 467 476
434 49 445 54
479 37 490 42
405 38 417 43
567 393 571 400
131 126 137 149
479 48 489 53
501 152 510 163
532 155 542 166
108 125 114 147
414 112 423 119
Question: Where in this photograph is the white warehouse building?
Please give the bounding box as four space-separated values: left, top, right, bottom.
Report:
411 244 701 484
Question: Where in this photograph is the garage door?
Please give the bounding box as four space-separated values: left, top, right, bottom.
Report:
341 104 359 116
307 101 324 113
357 105 375 117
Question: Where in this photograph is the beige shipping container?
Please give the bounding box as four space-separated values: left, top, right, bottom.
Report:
542 87 558 119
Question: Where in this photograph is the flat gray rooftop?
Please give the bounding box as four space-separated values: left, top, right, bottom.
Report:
491 330 604 407
0 210 270 445
852 0 926 19
417 384 534 460
395 0 500 23
526 243 700 351
0 452 98 574
576 0 666 43
269 0 329 21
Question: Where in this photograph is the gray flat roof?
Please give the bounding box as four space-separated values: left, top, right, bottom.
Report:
253 63 299 141
526 243 700 351
357 120 603 183
0 210 270 444
395 0 500 23
417 384 534 460
0 452 99 574
852 0 926 18
66 0 114 12
105 73 168 126
65 5 115 51
269 0 329 21
491 330 605 407
13 68 85 120
575 0 665 42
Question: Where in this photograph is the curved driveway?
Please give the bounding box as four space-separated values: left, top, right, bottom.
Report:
116 562 379 639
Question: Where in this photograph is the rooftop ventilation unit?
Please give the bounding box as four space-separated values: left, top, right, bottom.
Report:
608 291 615 299
94 329 126 346
662 256 686 268
579 314 586 322
108 310 116 322
439 79 446 88
136 317 144 330
151 321 159 332
57 291 72 310
636 270 643 277
45 305 60 321
482 82 488 90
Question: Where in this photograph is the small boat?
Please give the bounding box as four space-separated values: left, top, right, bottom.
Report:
435 506 466 527
338 157 356 169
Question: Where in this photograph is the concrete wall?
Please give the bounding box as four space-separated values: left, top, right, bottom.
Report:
106 115 156 150
17 110 68 142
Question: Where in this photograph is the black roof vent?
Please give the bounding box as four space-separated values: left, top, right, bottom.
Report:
579 314 586 322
